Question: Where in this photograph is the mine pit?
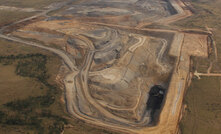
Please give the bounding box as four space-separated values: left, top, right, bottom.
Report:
0 0 210 133
10 18 176 129
146 85 166 125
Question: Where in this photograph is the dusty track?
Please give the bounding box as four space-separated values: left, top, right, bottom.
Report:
194 71 221 79
0 34 77 71
156 39 168 72
0 1 73 34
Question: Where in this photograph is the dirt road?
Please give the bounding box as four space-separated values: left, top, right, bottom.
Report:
0 34 77 71
0 0 73 33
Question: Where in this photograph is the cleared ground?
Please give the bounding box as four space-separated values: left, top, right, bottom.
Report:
52 0 177 27
0 0 213 134
10 15 178 130
5 0 208 133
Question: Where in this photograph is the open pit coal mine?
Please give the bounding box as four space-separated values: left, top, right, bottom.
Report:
4 0 193 133
13 21 175 128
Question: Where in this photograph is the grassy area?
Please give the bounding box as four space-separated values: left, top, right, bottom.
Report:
173 0 221 134
0 39 119 134
0 40 65 134
0 0 66 9
0 64 46 105
180 77 221 134
0 10 35 27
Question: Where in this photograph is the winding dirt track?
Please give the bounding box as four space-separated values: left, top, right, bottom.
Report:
156 39 168 72
0 1 73 34
0 34 77 71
